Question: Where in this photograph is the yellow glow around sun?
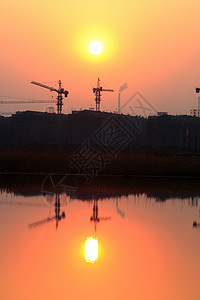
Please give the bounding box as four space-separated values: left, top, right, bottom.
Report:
84 237 99 263
73 26 117 63
89 41 103 55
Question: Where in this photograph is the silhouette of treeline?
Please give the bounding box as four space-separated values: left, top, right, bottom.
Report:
1 151 200 177
0 175 200 201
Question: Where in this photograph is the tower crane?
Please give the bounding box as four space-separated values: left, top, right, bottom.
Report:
31 80 69 114
93 78 114 111
90 199 111 232
28 194 66 230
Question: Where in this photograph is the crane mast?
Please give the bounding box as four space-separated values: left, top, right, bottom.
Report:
28 194 66 230
57 80 63 114
93 78 114 111
31 80 69 114
90 199 111 232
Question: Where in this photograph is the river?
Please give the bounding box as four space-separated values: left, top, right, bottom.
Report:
0 175 200 300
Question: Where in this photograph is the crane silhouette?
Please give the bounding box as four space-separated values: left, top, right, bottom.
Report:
193 209 200 229
93 78 114 111
31 80 69 114
28 194 66 230
90 199 111 232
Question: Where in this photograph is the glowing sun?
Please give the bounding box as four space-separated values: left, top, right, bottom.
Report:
84 237 99 263
89 41 103 55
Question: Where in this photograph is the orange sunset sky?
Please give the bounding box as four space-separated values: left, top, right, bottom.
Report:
1 0 200 115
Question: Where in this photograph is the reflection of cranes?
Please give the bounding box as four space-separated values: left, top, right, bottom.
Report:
90 199 111 232
28 194 66 230
193 221 200 228
31 80 69 114
41 174 78 204
116 197 125 219
93 78 114 111
193 209 200 228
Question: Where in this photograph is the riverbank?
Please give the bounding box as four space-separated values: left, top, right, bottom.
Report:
1 151 200 177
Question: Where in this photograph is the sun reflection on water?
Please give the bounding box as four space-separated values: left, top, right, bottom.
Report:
84 237 99 263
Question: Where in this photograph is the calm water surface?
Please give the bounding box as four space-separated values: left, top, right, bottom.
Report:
0 181 200 300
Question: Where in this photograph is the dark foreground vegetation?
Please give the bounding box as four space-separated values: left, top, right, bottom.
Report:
1 150 200 177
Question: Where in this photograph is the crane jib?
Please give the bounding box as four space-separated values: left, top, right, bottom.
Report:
31 80 69 114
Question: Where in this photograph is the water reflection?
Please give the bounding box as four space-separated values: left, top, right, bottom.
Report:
193 221 200 227
28 194 66 230
1 174 200 202
84 237 99 263
1 177 200 300
116 197 125 219
193 208 200 228
90 199 111 232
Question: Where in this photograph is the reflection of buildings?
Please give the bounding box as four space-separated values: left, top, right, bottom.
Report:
90 199 111 232
1 175 200 204
152 194 199 204
29 194 66 230
188 196 198 207
116 197 125 219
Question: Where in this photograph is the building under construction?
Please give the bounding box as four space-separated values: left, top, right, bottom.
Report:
0 110 200 153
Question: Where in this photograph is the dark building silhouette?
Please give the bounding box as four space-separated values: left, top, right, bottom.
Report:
0 110 200 153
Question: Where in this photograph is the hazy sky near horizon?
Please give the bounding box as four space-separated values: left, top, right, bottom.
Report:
1 0 200 115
